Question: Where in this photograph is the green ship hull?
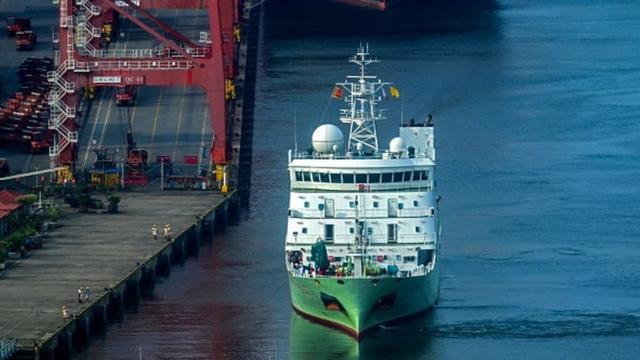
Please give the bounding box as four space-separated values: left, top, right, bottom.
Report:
288 267 439 337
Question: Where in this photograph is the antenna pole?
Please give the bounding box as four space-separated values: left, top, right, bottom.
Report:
401 96 405 126
293 108 298 154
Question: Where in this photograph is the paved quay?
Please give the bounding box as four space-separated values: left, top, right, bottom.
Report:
0 190 231 357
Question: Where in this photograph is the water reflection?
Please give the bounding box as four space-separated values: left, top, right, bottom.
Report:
288 310 435 360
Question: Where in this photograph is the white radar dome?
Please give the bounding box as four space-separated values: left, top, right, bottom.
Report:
389 137 406 153
312 124 344 153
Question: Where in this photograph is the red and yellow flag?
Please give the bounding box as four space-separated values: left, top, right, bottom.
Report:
331 86 343 99
389 86 400 98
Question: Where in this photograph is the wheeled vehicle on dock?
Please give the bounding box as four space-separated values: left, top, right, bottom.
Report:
90 149 121 188
115 86 136 106
15 31 37 50
6 17 31 36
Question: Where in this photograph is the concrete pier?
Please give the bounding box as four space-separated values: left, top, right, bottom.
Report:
0 190 234 359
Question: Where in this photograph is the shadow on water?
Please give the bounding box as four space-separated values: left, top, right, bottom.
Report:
288 311 436 360
265 0 500 38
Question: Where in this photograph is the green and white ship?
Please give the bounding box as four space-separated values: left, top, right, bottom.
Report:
285 45 441 337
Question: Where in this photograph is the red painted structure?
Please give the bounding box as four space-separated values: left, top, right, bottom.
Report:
50 0 239 167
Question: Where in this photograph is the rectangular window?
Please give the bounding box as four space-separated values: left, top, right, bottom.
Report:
324 199 335 218
369 173 380 183
413 170 421 181
404 171 413 181
324 224 335 243
421 170 429 180
393 172 404 182
387 224 398 244
312 172 321 182
381 173 393 183
303 172 311 182
355 174 367 183
343 174 355 183
320 173 330 183
295 171 303 181
330 173 341 183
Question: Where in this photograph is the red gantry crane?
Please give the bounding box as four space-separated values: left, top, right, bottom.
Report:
49 0 239 186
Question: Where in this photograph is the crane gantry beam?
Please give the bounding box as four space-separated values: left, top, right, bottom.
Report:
49 0 239 170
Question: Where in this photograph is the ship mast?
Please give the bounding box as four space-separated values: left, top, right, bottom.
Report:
337 44 389 154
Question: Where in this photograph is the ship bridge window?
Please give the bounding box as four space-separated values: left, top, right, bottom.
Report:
312 172 321 182
320 173 330 183
330 173 341 183
355 174 367 183
393 172 404 183
343 173 355 183
421 170 429 180
295 171 303 181
369 173 381 183
413 171 421 181
303 172 311 181
404 171 413 181
381 173 393 183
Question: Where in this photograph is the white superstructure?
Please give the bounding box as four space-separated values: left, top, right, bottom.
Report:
285 45 440 279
